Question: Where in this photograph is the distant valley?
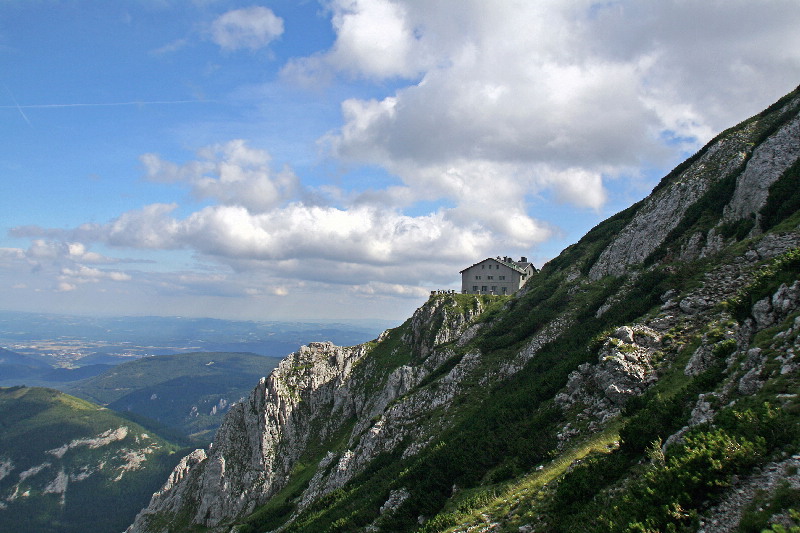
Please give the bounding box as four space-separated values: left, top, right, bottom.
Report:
0 311 395 389
67 351 283 443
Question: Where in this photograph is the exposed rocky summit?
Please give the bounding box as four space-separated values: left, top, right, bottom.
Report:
129 86 800 533
128 341 371 529
128 298 492 532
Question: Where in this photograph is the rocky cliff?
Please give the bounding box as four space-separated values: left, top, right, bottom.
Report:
128 85 800 533
128 295 495 532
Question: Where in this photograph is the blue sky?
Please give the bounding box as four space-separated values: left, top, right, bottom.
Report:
2 0 800 322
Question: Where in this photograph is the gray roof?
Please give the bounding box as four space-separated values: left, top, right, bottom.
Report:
459 257 533 275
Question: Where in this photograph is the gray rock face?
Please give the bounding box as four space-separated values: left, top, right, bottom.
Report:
588 95 800 281
554 325 662 444
127 295 491 532
751 281 800 330
587 128 752 280
687 393 716 427
127 341 372 531
405 295 487 358
131 448 207 525
737 347 766 395
679 296 713 315
723 111 800 224
684 323 738 377
752 297 777 329
379 487 410 516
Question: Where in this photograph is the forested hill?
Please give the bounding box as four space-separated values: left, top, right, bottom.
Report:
129 85 800 533
67 351 282 444
0 386 184 533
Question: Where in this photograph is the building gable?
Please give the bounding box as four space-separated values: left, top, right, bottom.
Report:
460 256 534 274
459 256 537 295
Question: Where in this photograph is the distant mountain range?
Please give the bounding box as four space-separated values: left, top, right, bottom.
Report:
0 349 287 531
67 351 283 443
0 347 50 368
0 315 380 444
0 313 392 390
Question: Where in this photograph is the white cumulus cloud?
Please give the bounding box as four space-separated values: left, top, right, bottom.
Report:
210 6 284 51
309 0 800 224
141 140 299 213
57 282 77 292
60 265 132 284
325 0 421 79
85 202 515 266
6 0 800 317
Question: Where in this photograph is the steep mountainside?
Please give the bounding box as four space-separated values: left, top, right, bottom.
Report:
0 386 184 533
129 85 800 533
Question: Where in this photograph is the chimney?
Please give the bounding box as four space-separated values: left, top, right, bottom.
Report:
520 256 527 263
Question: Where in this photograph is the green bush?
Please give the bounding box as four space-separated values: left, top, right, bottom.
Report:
477 273 568 352
761 158 800 232
552 451 631 512
596 428 764 533
620 392 688 454
763 509 800 533
715 402 797 452
718 215 756 240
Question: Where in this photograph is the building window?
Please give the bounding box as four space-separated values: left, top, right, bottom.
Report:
481 286 487 293
502 287 508 295
475 275 481 280
487 276 493 280
491 286 497 293
499 275 505 280
472 286 478 292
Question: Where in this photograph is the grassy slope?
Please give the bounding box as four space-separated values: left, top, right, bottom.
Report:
0 386 186 533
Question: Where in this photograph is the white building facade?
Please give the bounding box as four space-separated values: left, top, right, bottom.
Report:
460 256 536 295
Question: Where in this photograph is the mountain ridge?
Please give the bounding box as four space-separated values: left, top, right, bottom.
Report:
0 386 185 533
128 84 800 533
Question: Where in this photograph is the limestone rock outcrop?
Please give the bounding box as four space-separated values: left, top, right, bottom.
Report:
127 295 491 532
588 93 800 281
555 325 662 441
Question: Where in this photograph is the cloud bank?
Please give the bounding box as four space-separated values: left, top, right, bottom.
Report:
306 0 800 214
5 0 800 318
